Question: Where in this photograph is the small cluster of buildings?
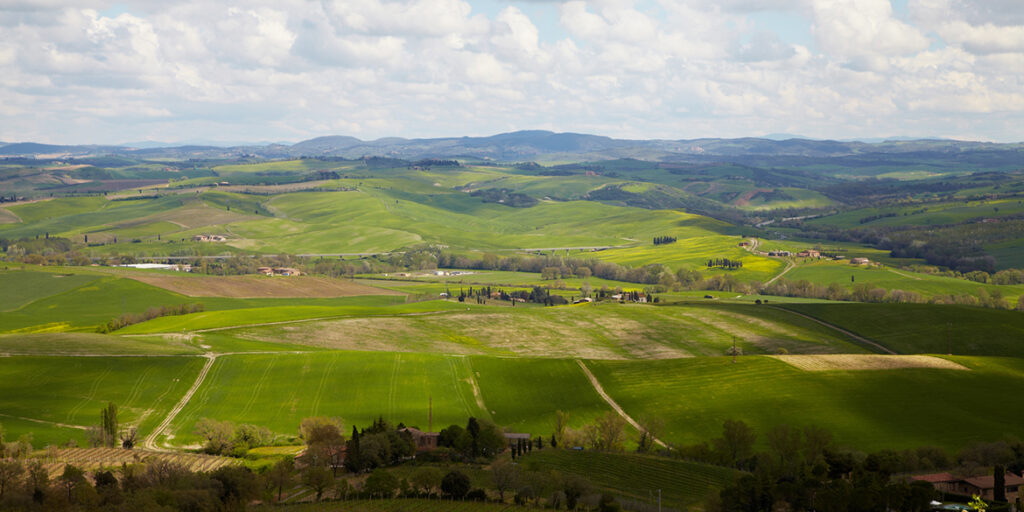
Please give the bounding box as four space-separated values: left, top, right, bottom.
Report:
257 266 302 276
850 257 871 265
192 234 227 242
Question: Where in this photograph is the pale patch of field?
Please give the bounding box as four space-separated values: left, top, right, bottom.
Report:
126 274 403 298
0 208 20 224
239 310 714 360
770 354 969 371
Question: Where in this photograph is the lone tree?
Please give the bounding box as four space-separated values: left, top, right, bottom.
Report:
442 470 471 499
100 403 118 448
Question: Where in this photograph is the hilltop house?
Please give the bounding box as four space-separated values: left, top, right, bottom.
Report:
851 257 871 265
797 249 820 258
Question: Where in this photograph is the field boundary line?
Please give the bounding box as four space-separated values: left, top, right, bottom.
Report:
575 359 666 448
0 412 88 430
767 306 896 355
143 354 217 451
887 268 923 280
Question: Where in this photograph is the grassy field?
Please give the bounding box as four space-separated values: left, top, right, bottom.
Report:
165 352 621 448
167 352 490 447
519 450 738 508
783 260 1024 302
0 356 203 446
117 299 472 334
587 355 1024 452
125 273 403 298
224 302 866 359
0 332 201 355
781 303 1024 357
807 198 1024 229
0 270 100 311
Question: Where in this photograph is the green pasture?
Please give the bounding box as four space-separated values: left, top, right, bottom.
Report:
360 269 639 292
0 332 201 355
520 450 738 507
597 235 784 281
469 357 611 433
226 302 865 358
807 198 1024 229
0 276 188 333
587 355 1024 452
0 355 203 446
167 352 489 446
0 269 414 334
167 352 615 448
784 261 1024 301
0 270 100 311
118 299 471 334
782 303 1024 357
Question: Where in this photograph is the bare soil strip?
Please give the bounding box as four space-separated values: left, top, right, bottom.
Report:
771 354 969 371
768 306 897 354
143 354 217 451
575 359 666 448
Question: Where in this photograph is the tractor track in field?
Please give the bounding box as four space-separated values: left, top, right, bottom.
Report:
0 413 88 431
142 354 216 451
766 306 896 355
575 359 666 448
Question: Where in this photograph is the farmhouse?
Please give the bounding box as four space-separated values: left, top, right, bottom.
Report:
910 472 1024 501
797 249 820 258
256 266 302 276
399 427 439 452
851 257 871 265
738 241 750 247
192 234 227 242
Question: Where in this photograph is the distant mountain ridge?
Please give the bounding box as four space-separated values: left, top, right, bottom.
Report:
1 130 1021 161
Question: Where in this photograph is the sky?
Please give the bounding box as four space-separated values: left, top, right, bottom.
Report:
2 0 1024 145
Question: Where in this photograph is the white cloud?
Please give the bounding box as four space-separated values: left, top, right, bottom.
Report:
0 0 1022 143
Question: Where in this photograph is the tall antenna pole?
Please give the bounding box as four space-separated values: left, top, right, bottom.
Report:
947 323 952 356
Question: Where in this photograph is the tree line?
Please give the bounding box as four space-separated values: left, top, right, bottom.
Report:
96 303 204 333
